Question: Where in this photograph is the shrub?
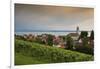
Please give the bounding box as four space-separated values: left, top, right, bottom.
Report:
75 45 94 55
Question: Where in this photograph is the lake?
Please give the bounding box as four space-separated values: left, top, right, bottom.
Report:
15 31 91 36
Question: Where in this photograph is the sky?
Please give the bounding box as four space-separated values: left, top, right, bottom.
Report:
15 4 94 32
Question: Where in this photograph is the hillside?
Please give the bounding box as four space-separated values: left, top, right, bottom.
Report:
15 39 94 65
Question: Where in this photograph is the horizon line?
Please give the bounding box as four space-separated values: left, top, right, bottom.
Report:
15 30 93 32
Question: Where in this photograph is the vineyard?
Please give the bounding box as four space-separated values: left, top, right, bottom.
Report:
15 39 94 65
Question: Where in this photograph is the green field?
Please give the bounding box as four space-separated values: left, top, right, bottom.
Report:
15 39 94 65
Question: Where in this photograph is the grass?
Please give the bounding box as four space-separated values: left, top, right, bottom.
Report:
15 39 94 65
15 53 51 65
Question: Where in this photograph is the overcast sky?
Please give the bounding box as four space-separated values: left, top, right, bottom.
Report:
15 4 94 32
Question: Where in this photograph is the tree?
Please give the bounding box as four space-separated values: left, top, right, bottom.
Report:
90 30 94 40
66 35 73 50
46 34 54 46
79 31 88 39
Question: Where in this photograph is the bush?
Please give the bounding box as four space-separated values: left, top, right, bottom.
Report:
15 39 94 65
75 45 94 55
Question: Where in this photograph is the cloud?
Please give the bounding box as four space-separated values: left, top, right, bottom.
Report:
15 4 94 32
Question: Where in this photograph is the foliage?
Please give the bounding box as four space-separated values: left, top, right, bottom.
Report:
75 31 94 55
15 39 94 65
34 36 43 44
15 53 50 65
90 30 94 40
75 37 94 55
75 45 94 55
46 34 54 46
66 35 74 50
15 34 26 40
79 31 88 39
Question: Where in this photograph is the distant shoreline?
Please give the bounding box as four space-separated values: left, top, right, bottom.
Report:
15 30 92 32
15 30 91 36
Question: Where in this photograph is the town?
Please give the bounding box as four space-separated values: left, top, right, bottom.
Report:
15 27 94 55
